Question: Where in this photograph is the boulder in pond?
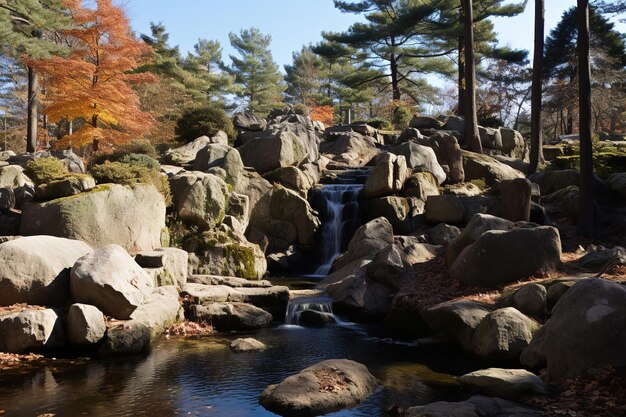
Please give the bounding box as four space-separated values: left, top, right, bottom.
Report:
0 236 93 307
449 226 561 287
522 278 626 381
259 359 379 417
230 337 267 352
98 320 151 357
0 307 63 353
70 245 154 320
67 303 106 346
459 368 548 400
190 302 272 331
20 184 166 254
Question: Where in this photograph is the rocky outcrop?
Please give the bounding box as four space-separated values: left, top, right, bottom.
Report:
135 247 189 289
391 142 446 184
0 308 63 353
320 132 379 167
238 130 314 174
259 359 379 416
462 151 525 187
522 278 626 381
421 299 490 349
20 184 166 254
70 245 155 320
0 236 93 306
459 368 547 400
363 152 408 198
163 134 226 165
192 143 244 186
67 303 106 346
191 302 272 331
170 171 229 230
446 213 513 265
449 226 561 287
471 307 538 362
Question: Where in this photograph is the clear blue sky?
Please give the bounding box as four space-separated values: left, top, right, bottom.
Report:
123 0 625 70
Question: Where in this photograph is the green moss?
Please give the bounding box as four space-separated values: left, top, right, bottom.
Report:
43 184 111 204
224 244 257 279
469 179 488 191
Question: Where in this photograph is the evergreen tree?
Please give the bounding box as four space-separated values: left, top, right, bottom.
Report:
529 0 545 175
462 0 482 152
0 0 70 152
284 46 326 107
228 28 285 115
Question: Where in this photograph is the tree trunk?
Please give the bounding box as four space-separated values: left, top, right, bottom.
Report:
457 5 465 116
529 0 545 175
577 0 595 237
26 66 38 153
462 0 482 153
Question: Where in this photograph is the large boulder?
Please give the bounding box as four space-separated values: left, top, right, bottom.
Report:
332 217 394 271
449 226 561 287
35 174 96 201
190 302 272 331
20 184 166 254
259 359 379 416
529 169 579 196
320 132 379 167
0 165 33 189
424 194 465 224
462 151 524 187
98 320 151 357
460 368 547 400
363 152 408 198
192 143 244 186
135 247 189 289
170 171 229 230
421 299 490 349
392 142 446 184
129 286 182 337
162 134 226 165
0 236 93 306
0 307 63 353
478 126 503 150
238 131 311 174
405 395 541 417
230 337 267 352
365 196 412 234
264 166 317 197
426 132 464 183
403 172 439 201
409 115 444 129
522 278 626 381
471 307 538 362
446 213 513 265
70 245 155 320
499 128 526 159
67 303 106 346
233 111 267 131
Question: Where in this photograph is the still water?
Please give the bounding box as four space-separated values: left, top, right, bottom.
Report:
0 324 477 417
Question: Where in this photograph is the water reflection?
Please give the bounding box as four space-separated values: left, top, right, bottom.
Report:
0 325 476 416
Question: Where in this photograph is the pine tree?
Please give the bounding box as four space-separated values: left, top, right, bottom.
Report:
0 0 70 152
528 0 545 175
28 0 155 150
284 46 326 107
462 0 482 153
183 38 234 105
228 28 285 115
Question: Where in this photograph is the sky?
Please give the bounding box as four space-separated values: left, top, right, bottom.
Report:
123 0 625 70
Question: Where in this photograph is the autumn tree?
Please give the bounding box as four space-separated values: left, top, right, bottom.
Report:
0 0 70 152
228 28 285 115
29 0 155 151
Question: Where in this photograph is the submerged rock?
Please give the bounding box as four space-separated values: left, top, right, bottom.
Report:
259 359 379 416
230 337 267 352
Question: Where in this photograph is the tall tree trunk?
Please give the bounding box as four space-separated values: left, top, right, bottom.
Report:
577 0 595 237
528 0 545 175
457 5 465 116
462 0 482 153
26 66 38 153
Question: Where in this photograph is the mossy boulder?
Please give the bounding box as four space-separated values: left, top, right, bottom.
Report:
20 184 166 254
169 171 229 230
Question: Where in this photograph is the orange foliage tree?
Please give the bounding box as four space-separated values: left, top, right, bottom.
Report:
28 0 154 150
310 105 334 127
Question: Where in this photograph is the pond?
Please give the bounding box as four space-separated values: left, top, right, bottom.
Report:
0 322 479 416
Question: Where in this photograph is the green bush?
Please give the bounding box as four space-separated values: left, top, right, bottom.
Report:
25 157 68 185
175 105 236 143
90 162 171 206
90 140 158 168
119 153 160 170
366 118 394 131
392 107 413 130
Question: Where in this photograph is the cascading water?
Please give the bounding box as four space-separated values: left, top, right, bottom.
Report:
309 184 362 277
284 296 334 325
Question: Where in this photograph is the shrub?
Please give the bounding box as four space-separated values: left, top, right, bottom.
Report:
25 157 68 185
90 162 171 206
118 153 160 170
90 140 158 167
175 105 236 143
392 106 413 130
366 118 394 131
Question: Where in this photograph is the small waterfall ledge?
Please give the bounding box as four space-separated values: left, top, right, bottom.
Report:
284 295 335 325
309 183 363 277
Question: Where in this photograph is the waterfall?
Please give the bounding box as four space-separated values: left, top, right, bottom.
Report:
310 184 362 277
284 296 334 325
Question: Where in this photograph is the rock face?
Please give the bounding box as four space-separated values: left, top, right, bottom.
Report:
522 278 626 381
450 226 562 287
67 303 106 345
191 302 272 331
471 307 537 362
460 368 548 400
462 151 525 186
0 236 93 307
391 142 446 184
20 184 166 254
163 134 225 165
363 152 408 198
70 245 155 320
238 131 312 174
403 172 439 201
0 308 62 353
170 171 229 230
230 337 267 352
192 144 244 186
320 132 379 167
259 359 379 416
